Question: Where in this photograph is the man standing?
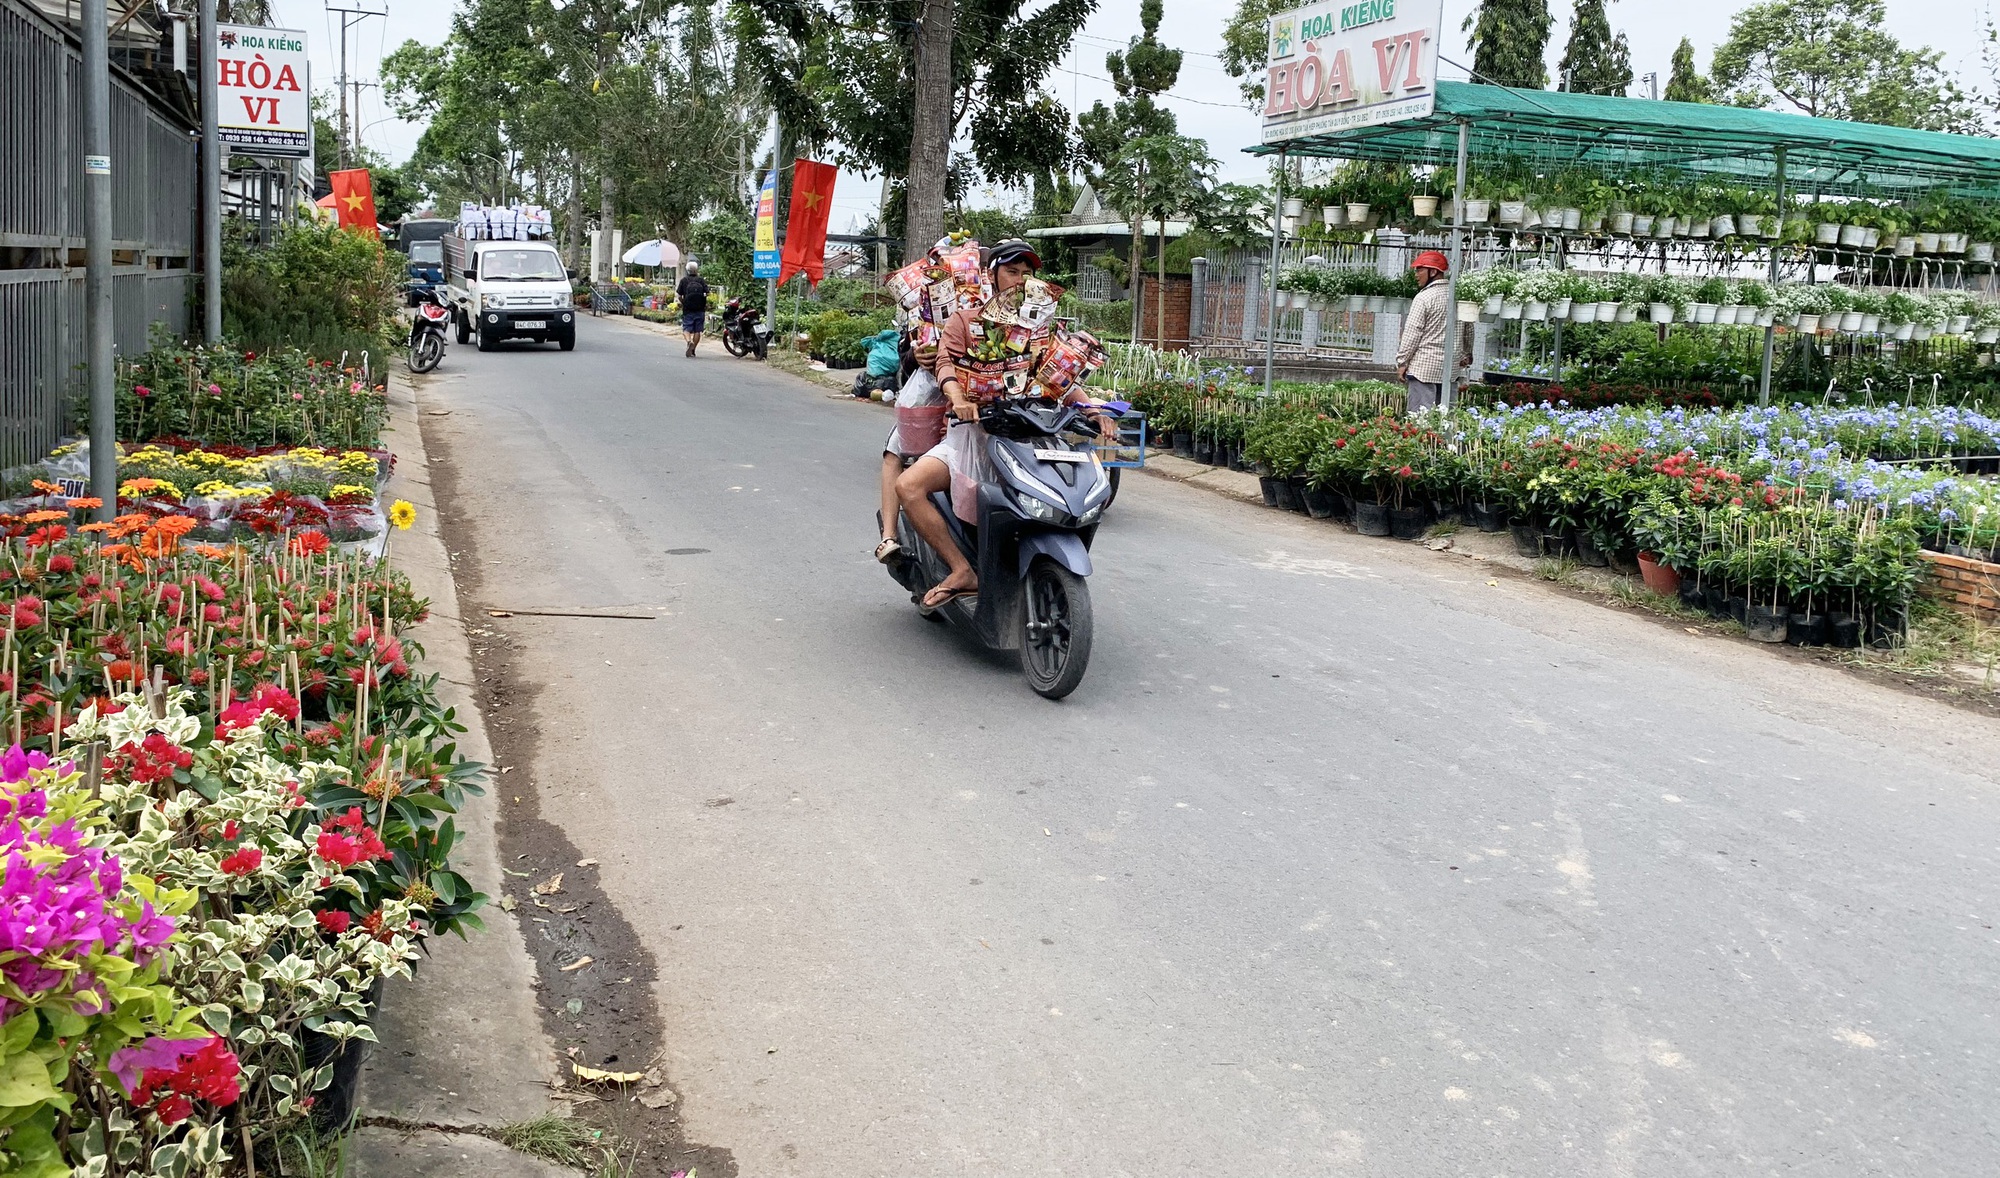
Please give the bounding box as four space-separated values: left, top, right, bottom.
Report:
1394 250 1470 412
676 261 710 357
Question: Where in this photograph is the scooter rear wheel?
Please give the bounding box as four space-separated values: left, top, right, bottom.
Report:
722 330 747 357
1020 558 1092 700
408 332 444 373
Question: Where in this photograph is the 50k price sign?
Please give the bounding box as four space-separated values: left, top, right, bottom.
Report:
216 24 311 159
1262 0 1439 142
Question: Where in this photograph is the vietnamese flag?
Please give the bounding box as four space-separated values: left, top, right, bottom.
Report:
778 158 836 288
328 168 378 238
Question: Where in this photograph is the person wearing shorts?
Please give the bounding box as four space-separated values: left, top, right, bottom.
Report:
875 334 943 564
676 262 709 357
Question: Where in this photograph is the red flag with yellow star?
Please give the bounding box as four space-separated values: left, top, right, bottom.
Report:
328 168 379 238
778 158 836 288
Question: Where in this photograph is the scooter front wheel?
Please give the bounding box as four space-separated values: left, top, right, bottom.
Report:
722 330 747 357
408 332 444 373
1020 558 1092 700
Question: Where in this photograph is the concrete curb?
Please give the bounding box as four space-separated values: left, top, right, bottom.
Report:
351 370 579 1174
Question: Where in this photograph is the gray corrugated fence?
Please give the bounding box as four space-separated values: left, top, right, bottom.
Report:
0 0 196 467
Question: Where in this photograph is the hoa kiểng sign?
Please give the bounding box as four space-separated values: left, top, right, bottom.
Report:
1262 0 1439 143
216 24 311 158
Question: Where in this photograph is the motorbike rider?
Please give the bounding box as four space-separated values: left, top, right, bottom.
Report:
894 239 1115 609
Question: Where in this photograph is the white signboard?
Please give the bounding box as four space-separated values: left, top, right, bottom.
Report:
1262 1 1440 143
216 24 310 158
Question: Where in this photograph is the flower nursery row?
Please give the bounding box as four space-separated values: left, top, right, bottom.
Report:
0 502 481 1176
1127 375 2000 646
115 335 390 454
1291 160 2000 261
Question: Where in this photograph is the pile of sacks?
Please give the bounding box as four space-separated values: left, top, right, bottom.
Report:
456 202 554 240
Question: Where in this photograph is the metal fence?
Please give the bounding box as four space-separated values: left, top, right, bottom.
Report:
0 0 196 467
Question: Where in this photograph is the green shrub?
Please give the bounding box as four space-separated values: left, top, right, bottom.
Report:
221 221 400 363
805 308 896 362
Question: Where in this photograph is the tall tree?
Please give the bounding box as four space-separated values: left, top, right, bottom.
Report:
905 0 955 261
1219 0 1272 106
1463 0 1553 89
1099 134 1212 346
1075 0 1180 337
1557 0 1631 96
1710 0 1979 131
1664 37 1712 103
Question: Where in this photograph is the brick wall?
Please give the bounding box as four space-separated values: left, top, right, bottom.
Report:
1922 550 2000 621
1134 274 1192 351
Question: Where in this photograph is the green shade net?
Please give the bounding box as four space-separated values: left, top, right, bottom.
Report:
1247 81 2000 199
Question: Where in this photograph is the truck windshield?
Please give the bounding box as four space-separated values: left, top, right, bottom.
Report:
409 241 443 265
481 250 566 281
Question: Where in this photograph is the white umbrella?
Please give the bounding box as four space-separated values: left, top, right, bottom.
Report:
621 239 681 267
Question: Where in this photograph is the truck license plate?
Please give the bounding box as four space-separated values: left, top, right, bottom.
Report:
516 319 545 329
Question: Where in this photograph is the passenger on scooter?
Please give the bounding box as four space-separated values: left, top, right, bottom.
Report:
894 239 1116 609
875 326 944 564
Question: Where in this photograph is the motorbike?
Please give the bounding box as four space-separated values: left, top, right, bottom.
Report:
406 284 451 373
719 298 771 360
881 397 1116 700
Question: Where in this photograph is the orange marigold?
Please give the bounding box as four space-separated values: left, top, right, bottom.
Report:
66 496 103 510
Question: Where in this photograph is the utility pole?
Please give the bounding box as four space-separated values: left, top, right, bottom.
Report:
83 0 116 520
1642 71 1659 100
326 1 386 169
200 0 222 342
903 0 953 263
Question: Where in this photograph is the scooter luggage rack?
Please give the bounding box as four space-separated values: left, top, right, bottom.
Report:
1094 410 1147 468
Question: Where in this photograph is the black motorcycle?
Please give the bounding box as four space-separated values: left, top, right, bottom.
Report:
719 298 770 360
881 398 1115 700
406 284 451 373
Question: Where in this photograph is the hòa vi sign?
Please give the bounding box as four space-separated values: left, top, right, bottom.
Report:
216 24 311 159
1263 0 1439 143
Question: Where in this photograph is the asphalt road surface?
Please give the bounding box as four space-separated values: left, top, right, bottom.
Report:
420 315 2000 1178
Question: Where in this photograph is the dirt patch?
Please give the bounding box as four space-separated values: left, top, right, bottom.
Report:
423 408 737 1177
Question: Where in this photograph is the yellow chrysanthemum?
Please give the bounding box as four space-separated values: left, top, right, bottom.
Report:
389 500 416 530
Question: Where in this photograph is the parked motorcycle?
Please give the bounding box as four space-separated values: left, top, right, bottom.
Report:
881 397 1115 699
719 298 771 360
406 284 451 373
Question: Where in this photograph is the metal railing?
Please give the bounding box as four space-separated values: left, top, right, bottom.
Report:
0 0 197 467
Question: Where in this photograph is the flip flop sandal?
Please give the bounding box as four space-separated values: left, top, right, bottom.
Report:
917 583 978 613
874 537 903 563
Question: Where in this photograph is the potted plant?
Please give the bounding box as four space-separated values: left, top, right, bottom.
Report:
1690 276 1729 324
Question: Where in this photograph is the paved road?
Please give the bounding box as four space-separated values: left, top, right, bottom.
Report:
422 315 2000 1178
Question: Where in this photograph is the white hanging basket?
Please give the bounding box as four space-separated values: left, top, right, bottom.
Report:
1364 294 1387 312
1917 232 1941 253
1736 213 1761 236
1462 199 1492 223
1692 303 1718 324
1947 315 1972 334
1345 294 1367 312
1756 307 1778 327
1411 195 1439 217
1975 326 2000 343
1655 215 1678 237
1649 302 1675 323
1838 224 1868 248
1794 313 1821 333
1595 300 1622 322
1524 300 1549 320
1457 300 1481 322
1497 200 1526 224
1631 215 1654 235
1550 297 1573 318
1913 323 1934 340
1282 197 1304 218
1570 300 1598 323
1481 295 1505 316
1969 242 1995 262
1890 322 1914 340
1895 237 1917 257
1322 205 1347 227
1814 222 1841 244
1711 214 1736 237
1862 227 1881 250
1345 202 1372 223
1499 300 1524 319
1615 303 1641 323
1611 211 1635 234
1562 207 1582 230
1840 310 1864 332
1860 314 1881 334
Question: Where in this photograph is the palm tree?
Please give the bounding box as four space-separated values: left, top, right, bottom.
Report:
1104 134 1215 346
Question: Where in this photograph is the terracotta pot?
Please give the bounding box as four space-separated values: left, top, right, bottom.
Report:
1636 551 1680 596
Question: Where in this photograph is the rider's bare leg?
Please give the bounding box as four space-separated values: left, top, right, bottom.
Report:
896 457 976 602
879 453 903 543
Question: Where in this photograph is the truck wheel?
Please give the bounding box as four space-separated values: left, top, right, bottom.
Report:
558 330 575 352
454 312 470 345
476 324 496 352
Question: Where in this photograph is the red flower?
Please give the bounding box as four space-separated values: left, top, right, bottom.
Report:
315 910 352 934
133 1036 241 1122
25 525 65 548
46 555 74 574
289 531 331 556
218 846 262 876
219 820 239 842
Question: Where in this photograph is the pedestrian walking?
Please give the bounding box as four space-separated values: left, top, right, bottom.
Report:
1394 250 1471 412
676 262 710 357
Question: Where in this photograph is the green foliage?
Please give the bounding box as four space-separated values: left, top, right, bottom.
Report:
1078 0 1183 183
804 307 896 362
1557 0 1632 97
1464 0 1554 89
1710 0 1979 131
221 221 400 364
687 212 754 294
1220 0 1273 106
1665 37 1713 103
113 329 390 450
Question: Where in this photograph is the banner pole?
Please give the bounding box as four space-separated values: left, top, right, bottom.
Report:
1263 148 1286 400
1440 118 1469 409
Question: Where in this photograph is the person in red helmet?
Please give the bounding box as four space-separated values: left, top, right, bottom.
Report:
1394 249 1470 412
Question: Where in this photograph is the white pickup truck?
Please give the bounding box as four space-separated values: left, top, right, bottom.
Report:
443 234 578 352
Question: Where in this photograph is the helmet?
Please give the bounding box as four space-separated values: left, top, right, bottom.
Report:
1412 250 1449 273
986 238 1042 271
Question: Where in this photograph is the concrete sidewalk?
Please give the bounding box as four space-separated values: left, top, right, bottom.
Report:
350 370 579 1176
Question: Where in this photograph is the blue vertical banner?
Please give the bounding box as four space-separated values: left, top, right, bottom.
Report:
751 169 779 279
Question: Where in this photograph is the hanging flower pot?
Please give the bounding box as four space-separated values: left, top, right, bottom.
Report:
1282 197 1305 218
1970 242 1995 262
1756 307 1778 327
1345 293 1367 312
1840 310 1864 332
1762 216 1784 238
1481 294 1505 316
1860 313 1881 333
1611 211 1635 234
1794 313 1821 333
1524 300 1549 320
1584 212 1605 231
1862 227 1881 249
1711 214 1736 237
1411 194 1439 217
1497 200 1526 224
1499 300 1525 319
1689 219 1710 239
1287 290 1308 309
1561 207 1582 230
1522 206 1544 230
1322 205 1347 228
1947 314 1972 334
1653 215 1677 237
1630 214 1654 235
1616 303 1642 323
1890 321 1915 340
1814 221 1842 244
1917 231 1941 253
1975 326 2000 343
1648 301 1676 323
1345 202 1372 223
1364 294 1387 312
1457 300 1481 322
1692 303 1718 323
1913 323 1934 341
1895 236 1917 257
1550 296 1573 318
1462 199 1492 223
1738 213 1762 236
1674 216 1694 237
1570 300 1598 323
1838 224 1868 247
1942 232 1967 254
1595 300 1622 321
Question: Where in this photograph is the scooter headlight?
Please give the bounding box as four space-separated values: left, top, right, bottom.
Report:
1012 490 1066 523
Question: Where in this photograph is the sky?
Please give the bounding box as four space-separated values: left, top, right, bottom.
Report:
274 0 1995 234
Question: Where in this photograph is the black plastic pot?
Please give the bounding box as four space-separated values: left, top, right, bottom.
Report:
1193 440 1214 465
1573 530 1610 567
1508 523 1540 558
1829 614 1863 648
305 978 383 1134
1745 604 1788 643
1301 484 1343 520
1539 528 1576 559
1287 477 1312 513
1468 502 1506 533
1258 476 1282 508
1679 579 1706 612
1787 612 1826 646
1230 446 1252 473
1171 431 1193 459
1867 605 1908 649
1726 595 1748 626
1354 500 1392 536
1431 498 1463 525
1388 505 1429 539
1703 584 1730 618
1271 479 1301 512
